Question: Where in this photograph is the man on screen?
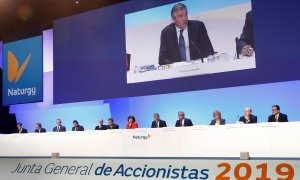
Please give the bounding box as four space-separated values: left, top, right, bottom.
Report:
159 3 215 65
237 11 254 57
268 105 288 122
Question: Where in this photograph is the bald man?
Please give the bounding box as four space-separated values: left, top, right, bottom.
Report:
239 107 257 124
95 118 107 130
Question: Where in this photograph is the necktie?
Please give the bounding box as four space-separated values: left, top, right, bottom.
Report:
57 126 60 132
275 115 278 122
39 129 40 133
246 117 250 123
179 29 187 61
156 121 159 128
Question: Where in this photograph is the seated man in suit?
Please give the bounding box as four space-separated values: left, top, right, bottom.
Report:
159 3 214 65
209 110 226 125
95 118 107 130
237 11 254 57
151 113 167 128
72 120 84 131
239 107 257 124
52 119 66 132
175 111 193 127
34 122 46 133
268 105 288 122
107 118 119 130
16 123 27 134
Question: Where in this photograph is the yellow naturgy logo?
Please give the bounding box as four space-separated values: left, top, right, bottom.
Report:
7 50 31 83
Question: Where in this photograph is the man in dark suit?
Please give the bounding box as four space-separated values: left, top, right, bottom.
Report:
175 111 193 127
159 3 214 65
16 123 27 134
107 118 119 130
268 105 288 122
34 122 46 133
95 118 107 130
72 120 84 131
238 11 254 57
151 113 167 128
239 107 257 124
53 119 66 132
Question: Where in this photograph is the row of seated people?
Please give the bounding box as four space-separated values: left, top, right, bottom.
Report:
16 105 288 133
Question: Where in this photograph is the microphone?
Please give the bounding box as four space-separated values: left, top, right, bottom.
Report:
235 37 240 59
232 115 240 124
190 40 204 63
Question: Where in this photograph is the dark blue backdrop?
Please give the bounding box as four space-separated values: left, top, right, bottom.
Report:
53 0 300 104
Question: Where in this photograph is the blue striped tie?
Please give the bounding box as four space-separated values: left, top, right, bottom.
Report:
179 29 187 61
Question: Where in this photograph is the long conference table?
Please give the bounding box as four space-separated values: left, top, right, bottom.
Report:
1 122 299 158
1 122 300 179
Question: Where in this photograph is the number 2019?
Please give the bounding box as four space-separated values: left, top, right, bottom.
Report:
216 162 294 180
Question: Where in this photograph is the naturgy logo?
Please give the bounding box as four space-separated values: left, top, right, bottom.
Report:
7 50 31 83
132 134 152 140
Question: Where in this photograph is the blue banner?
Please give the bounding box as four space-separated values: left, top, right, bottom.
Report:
2 36 43 105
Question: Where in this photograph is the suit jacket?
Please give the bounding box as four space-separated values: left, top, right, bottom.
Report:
238 11 254 54
126 122 138 129
72 125 84 131
95 125 107 130
151 120 167 128
53 125 66 132
239 115 257 124
34 128 46 133
268 113 288 122
209 119 226 125
159 20 214 65
107 123 119 130
16 128 28 134
175 118 193 127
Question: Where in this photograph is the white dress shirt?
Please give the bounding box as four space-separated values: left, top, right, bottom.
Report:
181 119 185 127
275 114 279 122
155 120 160 128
